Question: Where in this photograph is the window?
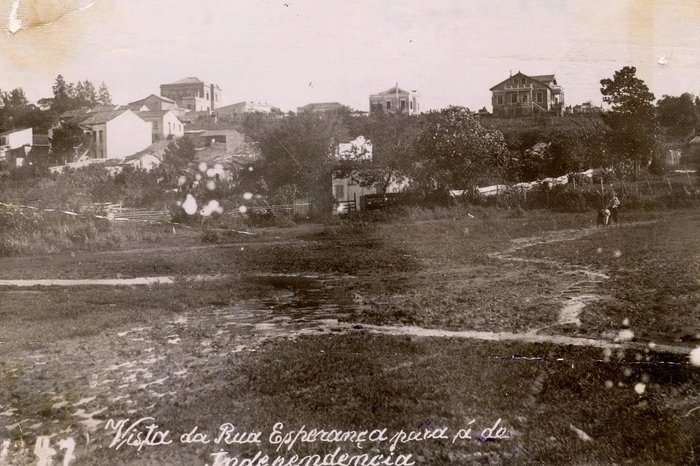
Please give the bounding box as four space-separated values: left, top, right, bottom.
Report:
497 95 503 105
537 91 543 103
511 94 517 104
410 101 413 110
334 184 344 199
522 94 528 103
400 99 406 111
386 101 391 110
206 92 209 100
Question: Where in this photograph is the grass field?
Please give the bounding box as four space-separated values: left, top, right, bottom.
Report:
0 207 699 465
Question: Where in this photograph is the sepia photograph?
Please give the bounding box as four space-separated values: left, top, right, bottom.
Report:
1 1 700 464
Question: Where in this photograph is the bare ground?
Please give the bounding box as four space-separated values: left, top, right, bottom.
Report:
1 209 699 465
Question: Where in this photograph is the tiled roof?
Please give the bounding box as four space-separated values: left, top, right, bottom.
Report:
79 109 127 125
59 109 89 119
0 127 31 137
490 72 559 91
531 75 556 83
137 110 170 118
129 94 176 106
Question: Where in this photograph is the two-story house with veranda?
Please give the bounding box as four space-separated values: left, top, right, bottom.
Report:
490 72 564 117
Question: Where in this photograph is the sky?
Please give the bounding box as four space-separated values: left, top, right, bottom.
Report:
0 0 699 112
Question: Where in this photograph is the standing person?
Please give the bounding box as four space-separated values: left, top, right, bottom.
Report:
609 193 621 225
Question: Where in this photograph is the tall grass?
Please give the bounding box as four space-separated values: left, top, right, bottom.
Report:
0 205 168 256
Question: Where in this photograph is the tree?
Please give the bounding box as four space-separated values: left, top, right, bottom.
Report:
2 88 28 110
82 80 97 106
50 122 86 164
51 74 78 114
247 112 349 205
338 113 423 193
411 106 508 191
600 66 657 177
162 136 195 169
97 82 112 105
656 93 697 133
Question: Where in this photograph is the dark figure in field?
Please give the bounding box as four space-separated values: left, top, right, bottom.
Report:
609 194 620 225
597 207 611 227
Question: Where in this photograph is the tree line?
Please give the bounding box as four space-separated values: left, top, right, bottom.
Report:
0 75 112 135
242 67 699 208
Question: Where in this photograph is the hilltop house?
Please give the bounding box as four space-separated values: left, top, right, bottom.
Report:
160 77 221 112
369 84 419 115
490 72 565 117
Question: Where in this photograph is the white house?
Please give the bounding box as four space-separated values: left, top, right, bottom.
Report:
76 109 152 159
0 127 32 150
137 110 184 141
0 127 33 165
331 169 409 214
335 136 372 161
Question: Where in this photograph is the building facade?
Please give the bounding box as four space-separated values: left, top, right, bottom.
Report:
128 94 178 112
75 109 153 159
369 84 419 115
137 110 184 141
490 72 564 117
160 77 221 112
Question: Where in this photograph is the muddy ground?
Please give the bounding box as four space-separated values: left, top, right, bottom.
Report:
1 209 699 465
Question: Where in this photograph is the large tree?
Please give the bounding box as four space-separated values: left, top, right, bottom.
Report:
97 82 112 106
247 112 349 204
360 113 423 193
50 122 86 164
2 88 28 110
412 106 508 191
50 74 73 114
656 93 698 133
600 66 657 177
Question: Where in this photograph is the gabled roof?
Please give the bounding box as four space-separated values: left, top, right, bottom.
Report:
129 94 176 105
79 109 128 125
530 75 556 84
0 127 31 137
59 108 90 119
90 104 123 113
489 72 559 91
